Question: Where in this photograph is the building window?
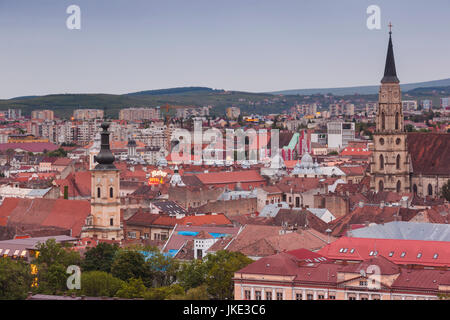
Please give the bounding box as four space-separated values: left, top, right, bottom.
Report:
348 296 356 300
110 187 114 198
329 295 336 300
265 291 272 300
307 294 313 300
295 293 302 300
395 112 399 130
428 184 433 196
97 187 101 198
360 280 368 286
379 180 384 192
396 180 401 193
379 154 384 170
381 112 385 130
255 291 261 300
276 292 283 300
244 290 251 300
110 218 114 226
318 294 325 300
396 154 401 170
413 184 418 194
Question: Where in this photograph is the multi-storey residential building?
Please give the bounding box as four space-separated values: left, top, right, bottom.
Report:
176 106 211 119
441 97 450 109
76 119 102 145
343 104 355 116
226 107 241 119
119 107 161 121
402 100 418 111
366 102 378 117
73 109 104 120
296 104 317 116
327 122 355 149
31 110 54 121
329 104 342 118
421 99 433 111
7 109 21 120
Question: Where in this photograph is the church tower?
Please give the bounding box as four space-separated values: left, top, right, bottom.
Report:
81 122 123 240
370 26 410 193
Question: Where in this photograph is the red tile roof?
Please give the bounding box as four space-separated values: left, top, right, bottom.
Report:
407 133 450 175
0 142 59 153
0 198 90 237
196 170 265 185
318 237 450 267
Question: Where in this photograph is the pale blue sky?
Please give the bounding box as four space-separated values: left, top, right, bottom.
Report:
0 0 449 98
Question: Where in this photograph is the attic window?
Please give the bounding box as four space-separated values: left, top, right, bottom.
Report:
389 251 394 257
417 253 422 259
400 252 406 258
369 251 374 256
350 249 355 254
342 248 348 253
339 248 344 253
433 253 439 259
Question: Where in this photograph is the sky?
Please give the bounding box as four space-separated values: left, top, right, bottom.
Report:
0 0 450 99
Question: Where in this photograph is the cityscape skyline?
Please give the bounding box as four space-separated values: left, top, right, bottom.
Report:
1 0 450 99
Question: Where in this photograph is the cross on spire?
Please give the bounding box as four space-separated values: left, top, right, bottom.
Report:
388 22 393 34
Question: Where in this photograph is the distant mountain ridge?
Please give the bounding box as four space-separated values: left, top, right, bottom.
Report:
268 78 450 96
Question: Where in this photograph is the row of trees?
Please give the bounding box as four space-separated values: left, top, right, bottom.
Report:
0 239 252 300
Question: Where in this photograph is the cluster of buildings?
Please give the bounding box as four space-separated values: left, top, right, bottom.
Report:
0 31 448 301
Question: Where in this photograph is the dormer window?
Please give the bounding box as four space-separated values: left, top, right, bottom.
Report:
400 252 406 258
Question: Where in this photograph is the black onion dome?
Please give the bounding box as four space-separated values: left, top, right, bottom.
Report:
93 122 117 170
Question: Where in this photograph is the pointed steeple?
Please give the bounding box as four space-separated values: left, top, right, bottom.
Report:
381 24 400 84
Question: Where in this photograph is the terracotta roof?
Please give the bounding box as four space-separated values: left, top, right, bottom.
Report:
180 214 232 226
0 142 59 153
407 133 450 175
196 170 265 185
52 158 73 166
54 171 91 198
319 237 450 267
0 198 90 237
330 205 419 237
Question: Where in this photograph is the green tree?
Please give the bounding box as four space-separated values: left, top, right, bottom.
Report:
203 251 252 300
171 284 210 300
145 252 180 287
116 278 147 299
177 259 208 290
143 284 184 300
82 242 119 273
441 179 450 201
111 250 147 282
33 239 81 294
80 271 124 297
0 258 33 300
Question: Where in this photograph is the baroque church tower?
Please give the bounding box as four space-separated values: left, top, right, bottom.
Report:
370 28 410 193
81 122 123 240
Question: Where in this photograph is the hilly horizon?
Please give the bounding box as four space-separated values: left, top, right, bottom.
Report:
268 78 450 96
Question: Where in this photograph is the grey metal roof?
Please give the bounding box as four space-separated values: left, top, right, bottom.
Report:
349 221 450 242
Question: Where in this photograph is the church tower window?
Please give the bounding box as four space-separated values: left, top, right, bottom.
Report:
396 154 400 170
379 180 384 192
380 154 384 170
396 180 401 193
381 112 386 131
110 187 114 198
97 187 101 198
428 184 433 196
395 112 400 130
